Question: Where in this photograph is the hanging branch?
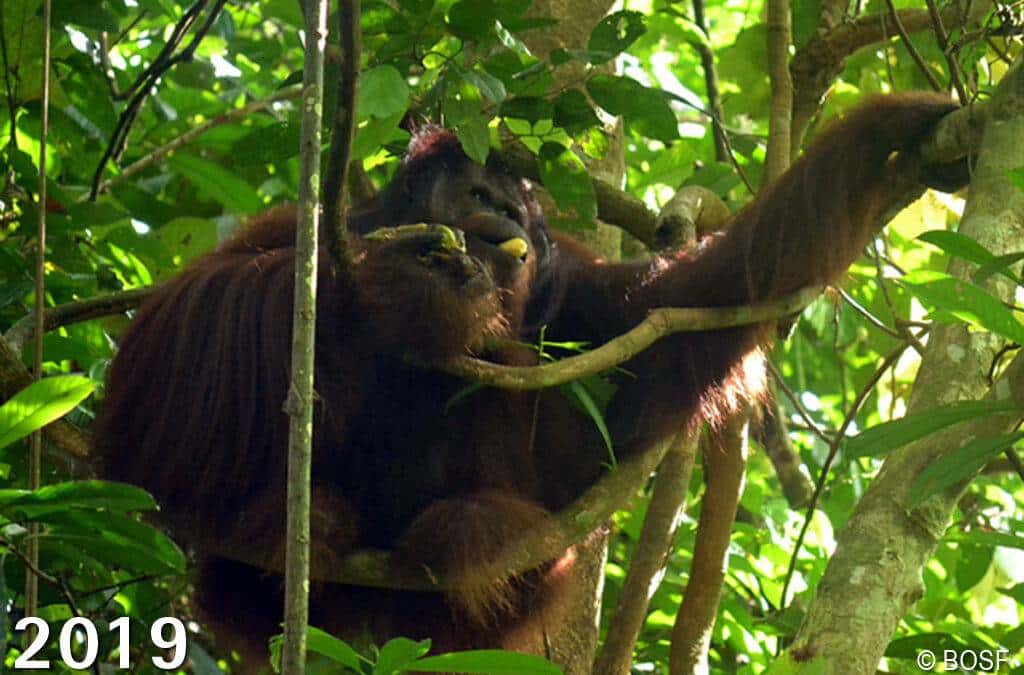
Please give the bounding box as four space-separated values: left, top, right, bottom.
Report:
924 0 969 102
321 0 361 271
88 0 228 200
670 419 748 675
883 0 943 91
280 0 330 670
691 0 729 162
594 432 699 675
765 0 794 180
25 0 53 634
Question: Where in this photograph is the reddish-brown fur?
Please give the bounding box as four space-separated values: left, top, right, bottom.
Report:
94 94 960 668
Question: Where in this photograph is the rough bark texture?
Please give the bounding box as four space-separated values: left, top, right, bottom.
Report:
775 58 1024 675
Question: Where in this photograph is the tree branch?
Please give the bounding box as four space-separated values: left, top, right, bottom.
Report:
321 0 360 272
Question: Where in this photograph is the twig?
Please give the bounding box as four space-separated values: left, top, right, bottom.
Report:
91 86 303 198
767 360 834 445
26 0 53 632
0 537 85 619
691 0 729 162
884 0 943 91
779 343 908 611
925 0 969 101
89 0 228 200
1003 447 1024 483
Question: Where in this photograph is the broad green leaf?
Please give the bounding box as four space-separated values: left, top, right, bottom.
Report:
460 67 507 104
907 432 1024 507
359 65 410 119
587 10 646 58
537 142 597 223
954 543 993 593
270 626 366 672
375 637 431 675
845 400 1020 459
501 97 554 123
0 375 95 451
587 75 678 142
899 270 1024 344
791 0 822 50
352 112 409 160
44 509 186 574
448 1 496 39
455 116 491 165
946 529 1024 550
307 627 366 669
168 153 264 215
155 217 218 270
0 480 157 517
411 649 563 674
972 251 1024 284
553 90 600 134
917 230 1019 284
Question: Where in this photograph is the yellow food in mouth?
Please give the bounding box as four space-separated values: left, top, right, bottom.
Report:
498 237 529 259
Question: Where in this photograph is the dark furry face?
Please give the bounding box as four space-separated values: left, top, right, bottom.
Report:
345 133 554 355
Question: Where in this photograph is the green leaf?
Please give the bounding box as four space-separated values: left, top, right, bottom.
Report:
972 251 1024 285
899 270 1024 344
1007 166 1024 193
0 480 157 518
501 97 554 123
945 529 1024 550
455 116 491 165
0 375 95 451
375 637 431 674
154 217 218 270
791 0 822 50
411 649 563 674
587 10 646 58
917 231 1019 284
586 74 678 142
44 509 187 574
907 432 1024 507
537 142 597 223
845 400 1021 459
168 153 264 215
448 1 496 39
564 381 615 468
461 67 507 104
359 65 411 119
306 627 366 670
954 543 993 593
351 112 409 160
553 90 600 134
